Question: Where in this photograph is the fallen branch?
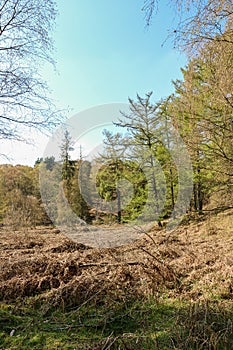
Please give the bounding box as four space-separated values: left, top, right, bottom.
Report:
78 261 144 268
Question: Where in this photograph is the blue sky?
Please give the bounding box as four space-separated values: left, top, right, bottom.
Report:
45 0 186 111
2 0 187 165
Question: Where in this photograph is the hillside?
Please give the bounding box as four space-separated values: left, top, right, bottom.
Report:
0 209 233 349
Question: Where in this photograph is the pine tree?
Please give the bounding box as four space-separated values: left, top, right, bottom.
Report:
114 92 167 224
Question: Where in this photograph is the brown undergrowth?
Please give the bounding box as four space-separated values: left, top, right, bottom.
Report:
0 209 233 310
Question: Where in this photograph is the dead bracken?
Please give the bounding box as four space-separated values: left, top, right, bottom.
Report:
0 210 233 310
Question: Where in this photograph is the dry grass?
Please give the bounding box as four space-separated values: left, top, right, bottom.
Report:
1 210 233 349
0 209 233 308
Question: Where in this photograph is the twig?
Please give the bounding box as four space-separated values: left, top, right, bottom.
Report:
78 261 144 268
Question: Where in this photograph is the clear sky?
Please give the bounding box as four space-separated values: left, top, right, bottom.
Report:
1 0 187 165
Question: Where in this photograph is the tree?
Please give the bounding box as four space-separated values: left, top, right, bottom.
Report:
69 160 91 223
173 0 233 53
60 130 75 181
114 92 167 224
93 130 149 224
35 157 56 171
157 98 178 213
0 0 61 142
141 1 233 212
142 0 233 53
168 57 233 211
39 161 61 225
96 130 128 224
0 164 48 227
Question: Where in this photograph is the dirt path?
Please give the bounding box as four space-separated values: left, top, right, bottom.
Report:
61 223 154 248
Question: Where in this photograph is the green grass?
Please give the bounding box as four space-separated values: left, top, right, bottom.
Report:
0 297 175 349
1 296 233 349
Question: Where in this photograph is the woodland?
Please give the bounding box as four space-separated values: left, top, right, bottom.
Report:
0 0 233 349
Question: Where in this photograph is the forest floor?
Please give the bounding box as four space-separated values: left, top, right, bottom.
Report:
0 209 233 349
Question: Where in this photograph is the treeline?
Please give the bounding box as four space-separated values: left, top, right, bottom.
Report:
0 21 232 227
97 21 233 217
168 24 233 212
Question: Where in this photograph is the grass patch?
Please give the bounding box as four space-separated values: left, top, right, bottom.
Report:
1 297 233 349
0 297 172 349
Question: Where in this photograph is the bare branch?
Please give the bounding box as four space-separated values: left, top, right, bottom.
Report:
0 0 62 145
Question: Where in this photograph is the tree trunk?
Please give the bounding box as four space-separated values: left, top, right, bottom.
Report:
117 188 121 224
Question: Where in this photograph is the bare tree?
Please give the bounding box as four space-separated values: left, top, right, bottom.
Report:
0 0 62 142
142 0 233 53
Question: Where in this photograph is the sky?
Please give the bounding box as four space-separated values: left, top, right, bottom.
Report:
1 0 187 166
